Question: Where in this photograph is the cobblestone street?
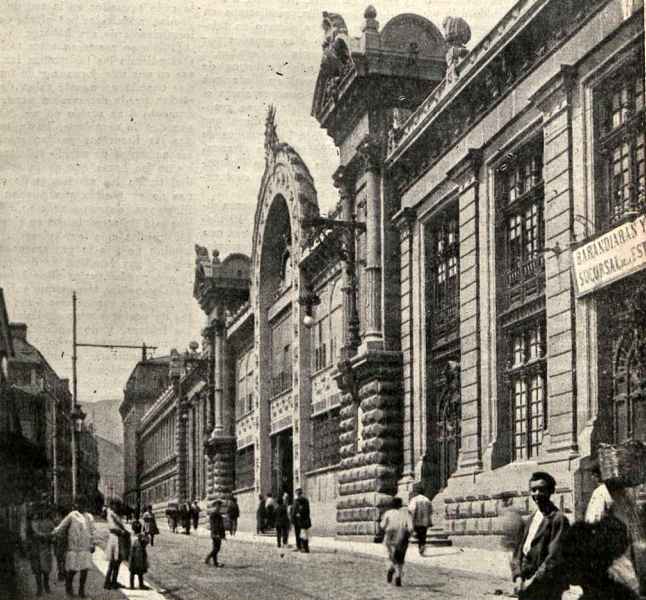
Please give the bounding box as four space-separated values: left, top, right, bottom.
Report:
141 529 511 600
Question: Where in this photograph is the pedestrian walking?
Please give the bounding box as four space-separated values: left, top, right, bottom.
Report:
275 498 290 548
128 521 150 590
142 505 159 547
510 471 570 600
265 493 276 530
180 501 192 535
52 496 97 598
559 514 641 600
191 501 201 530
53 506 68 583
227 497 240 536
104 498 130 591
166 503 179 533
256 494 266 534
379 496 414 587
204 501 226 567
23 503 54 596
585 459 646 596
407 484 433 555
292 488 312 553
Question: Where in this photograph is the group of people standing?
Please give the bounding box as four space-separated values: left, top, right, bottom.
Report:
165 500 202 535
510 468 646 600
256 488 312 552
104 498 159 591
21 496 97 597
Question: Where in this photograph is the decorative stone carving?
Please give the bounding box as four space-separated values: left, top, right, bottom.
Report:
443 17 471 86
362 5 379 33
319 12 354 109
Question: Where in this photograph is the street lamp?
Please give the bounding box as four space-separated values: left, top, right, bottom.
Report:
300 213 365 358
70 403 86 502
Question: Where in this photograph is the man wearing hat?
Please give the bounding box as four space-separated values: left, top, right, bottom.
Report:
407 484 433 555
292 488 312 553
511 471 570 600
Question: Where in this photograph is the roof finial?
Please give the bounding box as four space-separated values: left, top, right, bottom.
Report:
264 105 279 161
363 6 379 33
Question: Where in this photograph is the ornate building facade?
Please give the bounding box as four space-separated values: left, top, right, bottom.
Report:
131 0 645 543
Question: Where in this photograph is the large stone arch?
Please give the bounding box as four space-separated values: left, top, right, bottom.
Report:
249 108 320 496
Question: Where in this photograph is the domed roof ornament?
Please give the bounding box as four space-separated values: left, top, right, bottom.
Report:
443 16 471 86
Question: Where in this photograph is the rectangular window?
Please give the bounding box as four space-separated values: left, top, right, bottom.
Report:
271 315 292 397
313 316 330 372
497 138 545 309
496 136 547 464
596 59 646 227
508 321 546 461
235 445 255 490
311 409 341 470
429 208 460 344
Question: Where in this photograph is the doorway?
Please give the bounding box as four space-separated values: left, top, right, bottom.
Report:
271 428 293 503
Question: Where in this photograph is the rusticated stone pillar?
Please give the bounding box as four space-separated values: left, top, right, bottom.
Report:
336 351 403 537
204 316 236 509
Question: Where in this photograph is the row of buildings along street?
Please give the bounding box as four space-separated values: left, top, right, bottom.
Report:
1 0 645 598
119 0 646 542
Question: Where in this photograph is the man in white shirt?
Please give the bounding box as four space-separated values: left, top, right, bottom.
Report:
407 484 433 555
52 496 96 599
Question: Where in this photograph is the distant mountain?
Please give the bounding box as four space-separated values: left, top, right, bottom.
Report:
81 399 123 446
96 435 124 499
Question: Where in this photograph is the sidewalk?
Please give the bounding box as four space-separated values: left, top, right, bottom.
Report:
15 547 166 600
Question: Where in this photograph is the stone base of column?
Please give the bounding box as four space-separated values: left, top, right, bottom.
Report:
204 434 236 510
336 351 403 536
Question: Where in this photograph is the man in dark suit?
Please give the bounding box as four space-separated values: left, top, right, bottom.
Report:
511 471 570 600
204 501 226 567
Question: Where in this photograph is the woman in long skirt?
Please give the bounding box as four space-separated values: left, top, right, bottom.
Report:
142 505 159 547
104 499 130 590
380 496 414 588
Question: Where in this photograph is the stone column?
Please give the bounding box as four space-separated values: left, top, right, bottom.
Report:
447 149 483 473
212 316 226 437
205 314 235 508
393 207 418 488
203 324 216 433
333 166 360 357
530 66 579 456
357 136 383 348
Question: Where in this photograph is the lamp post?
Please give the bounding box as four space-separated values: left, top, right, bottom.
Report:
71 290 157 502
300 212 366 401
300 213 365 361
70 403 86 501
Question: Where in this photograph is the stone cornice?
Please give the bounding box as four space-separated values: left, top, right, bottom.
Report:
529 63 577 117
446 148 483 186
386 0 609 197
392 206 417 232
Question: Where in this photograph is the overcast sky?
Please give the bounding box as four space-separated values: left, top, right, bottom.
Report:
1 0 515 403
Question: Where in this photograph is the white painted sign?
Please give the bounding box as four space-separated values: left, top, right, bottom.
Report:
572 214 646 297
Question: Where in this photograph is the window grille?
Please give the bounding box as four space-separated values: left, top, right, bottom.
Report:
312 409 340 470
596 59 645 227
508 322 546 461
235 445 255 490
